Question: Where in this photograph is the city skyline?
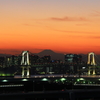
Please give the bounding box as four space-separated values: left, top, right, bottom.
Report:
1 0 100 54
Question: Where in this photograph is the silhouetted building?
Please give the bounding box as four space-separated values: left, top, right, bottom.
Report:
43 55 51 63
11 55 19 65
30 55 39 64
0 57 5 67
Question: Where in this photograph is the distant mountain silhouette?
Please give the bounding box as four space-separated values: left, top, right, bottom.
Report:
37 50 100 63
0 50 100 64
37 49 64 60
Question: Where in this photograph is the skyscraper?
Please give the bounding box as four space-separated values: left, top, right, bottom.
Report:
65 54 82 74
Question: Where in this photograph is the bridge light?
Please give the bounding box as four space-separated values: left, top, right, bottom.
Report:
2 80 8 82
2 74 6 76
55 79 59 82
22 79 28 81
77 78 85 82
79 78 84 80
83 81 86 83
77 79 80 82
42 78 48 81
60 78 66 81
89 81 92 84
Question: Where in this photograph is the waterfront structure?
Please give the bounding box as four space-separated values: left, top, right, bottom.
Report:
21 51 30 78
87 52 96 75
1 77 100 100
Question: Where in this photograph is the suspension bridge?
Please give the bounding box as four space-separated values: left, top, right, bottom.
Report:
18 51 100 78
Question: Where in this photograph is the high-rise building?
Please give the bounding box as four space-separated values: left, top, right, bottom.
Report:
43 55 51 63
64 54 82 74
65 54 82 63
0 57 5 67
30 54 39 64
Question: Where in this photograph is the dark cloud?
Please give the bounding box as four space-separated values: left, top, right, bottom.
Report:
90 11 100 17
50 16 88 21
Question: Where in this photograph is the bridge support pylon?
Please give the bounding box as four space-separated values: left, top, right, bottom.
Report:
21 51 31 78
87 52 96 75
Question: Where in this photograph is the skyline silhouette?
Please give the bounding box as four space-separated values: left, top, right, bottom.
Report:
0 49 93 62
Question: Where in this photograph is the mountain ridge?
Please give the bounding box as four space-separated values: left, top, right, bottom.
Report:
36 49 64 60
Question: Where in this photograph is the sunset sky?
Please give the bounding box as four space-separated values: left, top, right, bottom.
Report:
0 0 100 54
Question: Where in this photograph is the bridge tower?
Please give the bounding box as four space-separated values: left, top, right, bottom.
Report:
87 52 96 75
21 51 30 78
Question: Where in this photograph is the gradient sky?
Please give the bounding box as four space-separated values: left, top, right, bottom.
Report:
0 0 100 54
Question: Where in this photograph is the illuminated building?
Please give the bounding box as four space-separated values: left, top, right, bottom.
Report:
11 55 19 65
64 54 82 74
65 54 82 63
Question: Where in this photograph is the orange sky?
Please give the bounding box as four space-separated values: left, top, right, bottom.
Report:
0 0 100 55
